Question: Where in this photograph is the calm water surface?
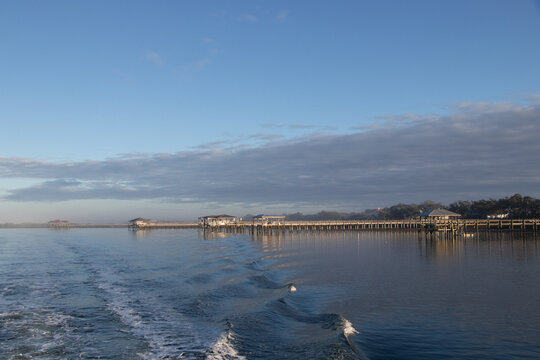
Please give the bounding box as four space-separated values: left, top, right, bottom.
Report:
1 228 539 359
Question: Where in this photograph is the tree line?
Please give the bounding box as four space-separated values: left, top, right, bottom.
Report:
275 194 540 221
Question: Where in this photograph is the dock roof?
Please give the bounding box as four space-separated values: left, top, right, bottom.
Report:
129 217 149 222
199 214 237 219
418 209 461 217
253 214 286 219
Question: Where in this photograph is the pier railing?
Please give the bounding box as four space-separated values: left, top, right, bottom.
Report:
125 219 540 232
200 219 540 232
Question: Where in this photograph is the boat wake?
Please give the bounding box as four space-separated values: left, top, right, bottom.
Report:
206 325 246 360
95 268 213 359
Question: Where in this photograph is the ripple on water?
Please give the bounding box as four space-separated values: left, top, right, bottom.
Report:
95 267 234 359
1 229 371 360
213 293 365 360
0 309 79 359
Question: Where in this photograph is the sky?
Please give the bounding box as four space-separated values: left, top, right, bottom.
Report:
1 0 540 223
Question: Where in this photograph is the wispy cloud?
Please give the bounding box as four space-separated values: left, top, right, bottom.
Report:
146 51 164 66
262 123 284 129
321 126 338 131
181 47 218 73
277 10 289 22
353 114 428 131
2 99 540 208
249 133 285 142
262 123 318 130
193 140 236 150
180 57 212 73
194 58 212 70
112 70 135 84
238 14 257 22
289 124 316 129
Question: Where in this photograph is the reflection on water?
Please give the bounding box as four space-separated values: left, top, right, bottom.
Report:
209 227 540 261
198 229 238 241
418 232 540 260
242 229 540 360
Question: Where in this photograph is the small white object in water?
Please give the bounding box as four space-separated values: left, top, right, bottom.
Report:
343 319 359 337
288 284 297 292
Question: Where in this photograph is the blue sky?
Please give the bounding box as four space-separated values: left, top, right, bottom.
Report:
1 1 540 222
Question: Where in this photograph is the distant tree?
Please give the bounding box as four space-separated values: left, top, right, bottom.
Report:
448 194 540 219
281 194 540 220
284 212 305 221
448 201 472 217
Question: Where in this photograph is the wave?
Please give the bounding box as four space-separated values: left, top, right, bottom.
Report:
269 296 367 360
96 268 210 359
0 309 79 359
206 328 246 360
249 274 288 289
339 318 370 360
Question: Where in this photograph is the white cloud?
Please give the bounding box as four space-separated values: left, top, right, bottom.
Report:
2 99 540 208
194 57 212 70
277 10 289 22
146 51 163 66
180 57 212 73
181 48 216 73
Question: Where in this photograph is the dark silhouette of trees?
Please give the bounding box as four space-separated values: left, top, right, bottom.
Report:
448 194 540 219
283 194 540 220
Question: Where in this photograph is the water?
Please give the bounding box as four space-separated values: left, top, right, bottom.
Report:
1 229 539 359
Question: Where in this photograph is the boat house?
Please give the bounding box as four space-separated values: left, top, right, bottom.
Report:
198 215 239 227
417 209 461 221
252 214 286 225
48 219 71 227
128 217 151 228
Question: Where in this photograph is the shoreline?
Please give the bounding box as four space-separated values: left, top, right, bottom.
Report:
0 224 129 229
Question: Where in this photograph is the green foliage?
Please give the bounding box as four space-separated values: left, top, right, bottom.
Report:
448 194 540 219
284 211 351 221
283 194 540 220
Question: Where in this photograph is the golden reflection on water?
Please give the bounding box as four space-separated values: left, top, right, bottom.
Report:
198 230 236 241
130 228 149 240
197 227 540 261
418 231 540 260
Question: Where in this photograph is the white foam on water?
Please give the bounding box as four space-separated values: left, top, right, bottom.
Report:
0 311 23 320
44 313 74 327
339 317 370 360
206 332 246 360
341 318 359 337
96 268 215 359
1 309 79 358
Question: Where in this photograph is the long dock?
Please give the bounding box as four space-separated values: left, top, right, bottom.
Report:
200 219 540 232
128 222 198 229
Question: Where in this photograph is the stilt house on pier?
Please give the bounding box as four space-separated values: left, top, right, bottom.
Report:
417 209 461 221
48 219 71 227
198 215 239 227
128 217 151 228
252 215 286 225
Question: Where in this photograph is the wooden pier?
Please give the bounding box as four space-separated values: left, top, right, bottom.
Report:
200 219 540 233
129 222 198 229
